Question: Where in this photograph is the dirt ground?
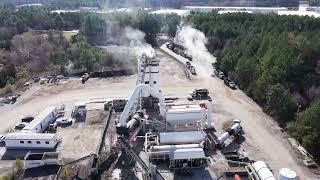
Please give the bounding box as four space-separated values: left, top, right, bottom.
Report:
160 45 319 179
0 46 319 179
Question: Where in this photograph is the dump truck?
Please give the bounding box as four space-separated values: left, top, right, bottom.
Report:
82 73 90 84
187 89 210 100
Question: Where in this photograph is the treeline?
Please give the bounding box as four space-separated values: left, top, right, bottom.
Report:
188 12 320 161
203 0 299 7
0 0 108 9
0 31 133 94
309 0 320 6
0 6 180 48
80 12 180 45
254 0 298 7
0 7 181 95
0 6 81 49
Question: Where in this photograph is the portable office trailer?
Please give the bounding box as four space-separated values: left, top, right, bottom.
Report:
22 106 58 133
3 133 61 149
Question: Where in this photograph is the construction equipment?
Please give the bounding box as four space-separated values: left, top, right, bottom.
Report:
81 73 90 84
104 99 128 112
217 119 242 147
223 150 249 162
188 89 210 100
71 102 86 118
116 84 165 135
118 137 162 180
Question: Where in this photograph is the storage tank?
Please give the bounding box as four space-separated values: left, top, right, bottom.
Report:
150 144 203 152
252 161 276 180
278 168 297 180
159 131 206 145
166 106 204 125
217 132 230 145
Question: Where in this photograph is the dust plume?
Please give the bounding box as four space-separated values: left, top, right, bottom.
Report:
174 25 216 65
124 27 155 58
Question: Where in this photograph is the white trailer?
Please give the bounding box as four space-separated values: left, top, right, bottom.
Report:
24 152 62 169
22 106 58 133
3 133 61 149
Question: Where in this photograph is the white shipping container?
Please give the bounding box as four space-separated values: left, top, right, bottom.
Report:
159 131 206 145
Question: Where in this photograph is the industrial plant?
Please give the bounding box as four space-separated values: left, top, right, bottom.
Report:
0 39 305 179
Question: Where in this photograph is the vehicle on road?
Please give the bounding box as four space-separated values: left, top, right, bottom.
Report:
21 116 34 123
186 55 193 61
189 66 197 75
214 69 224 79
224 78 236 89
15 122 28 130
186 61 191 66
0 135 5 144
166 42 174 50
56 117 73 125
34 77 40 83
188 89 210 100
39 78 47 84
303 158 318 168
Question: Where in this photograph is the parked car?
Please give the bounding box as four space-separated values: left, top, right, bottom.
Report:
40 78 47 84
224 78 236 89
21 116 34 123
186 61 191 66
0 135 5 144
15 122 28 130
56 117 73 125
166 43 174 50
186 55 192 61
34 77 40 83
214 69 224 79
303 158 318 168
189 66 197 75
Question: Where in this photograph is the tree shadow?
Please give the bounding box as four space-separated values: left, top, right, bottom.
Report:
23 165 60 178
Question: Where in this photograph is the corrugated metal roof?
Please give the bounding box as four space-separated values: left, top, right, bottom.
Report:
170 148 206 160
23 106 57 131
4 133 57 140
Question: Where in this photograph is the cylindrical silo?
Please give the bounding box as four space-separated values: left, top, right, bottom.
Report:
150 144 203 152
252 161 276 180
159 131 206 145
